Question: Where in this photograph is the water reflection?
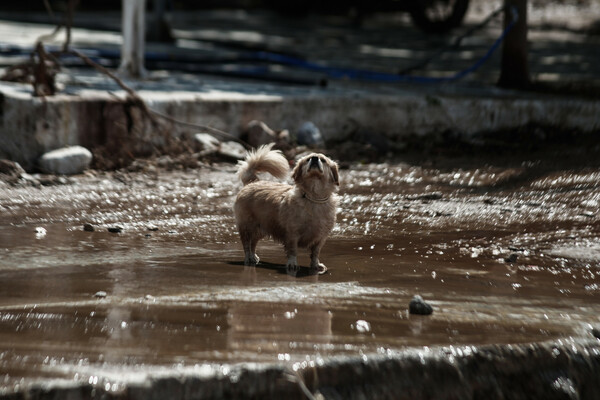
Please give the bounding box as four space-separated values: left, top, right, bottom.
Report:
0 161 598 387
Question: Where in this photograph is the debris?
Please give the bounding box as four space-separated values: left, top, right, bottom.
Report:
0 159 25 176
245 120 279 148
408 192 443 201
94 291 107 299
0 159 32 185
108 226 123 233
39 146 92 175
409 295 433 315
218 141 246 161
194 133 220 153
505 253 519 263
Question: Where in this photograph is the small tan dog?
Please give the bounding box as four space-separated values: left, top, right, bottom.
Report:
234 144 339 272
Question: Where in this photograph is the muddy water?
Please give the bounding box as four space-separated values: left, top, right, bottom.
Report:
0 158 599 393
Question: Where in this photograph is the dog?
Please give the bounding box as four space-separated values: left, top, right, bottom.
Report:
234 144 339 272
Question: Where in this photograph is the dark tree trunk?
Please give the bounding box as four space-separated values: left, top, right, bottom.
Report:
498 0 530 89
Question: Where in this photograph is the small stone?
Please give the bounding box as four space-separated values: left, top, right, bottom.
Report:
409 295 433 315
147 225 159 231
83 223 95 232
505 253 518 263
94 291 107 298
354 319 371 333
34 227 47 238
39 146 92 175
592 327 600 340
296 121 324 148
108 226 123 233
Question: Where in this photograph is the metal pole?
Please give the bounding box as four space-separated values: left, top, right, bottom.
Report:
119 0 147 78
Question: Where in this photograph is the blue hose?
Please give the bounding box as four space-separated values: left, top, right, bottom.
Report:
251 6 518 83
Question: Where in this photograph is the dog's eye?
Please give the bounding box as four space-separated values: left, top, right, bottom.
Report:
319 157 326 163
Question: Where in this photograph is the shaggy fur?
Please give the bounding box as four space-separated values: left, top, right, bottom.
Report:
234 144 339 272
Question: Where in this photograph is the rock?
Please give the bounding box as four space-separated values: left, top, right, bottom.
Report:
83 223 95 232
34 227 47 238
147 225 159 231
94 291 107 298
218 141 246 161
194 133 220 152
505 253 519 263
354 319 371 333
296 121 324 148
409 295 433 315
39 146 92 175
108 226 123 233
592 327 600 339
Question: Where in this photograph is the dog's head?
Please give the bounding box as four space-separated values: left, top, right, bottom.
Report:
292 153 339 199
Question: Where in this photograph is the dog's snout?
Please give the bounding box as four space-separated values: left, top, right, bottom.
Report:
307 155 325 173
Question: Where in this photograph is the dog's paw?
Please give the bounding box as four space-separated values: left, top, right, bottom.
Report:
244 254 260 266
311 262 328 275
286 256 299 271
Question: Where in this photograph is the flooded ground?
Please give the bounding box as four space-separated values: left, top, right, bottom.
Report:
1 148 600 397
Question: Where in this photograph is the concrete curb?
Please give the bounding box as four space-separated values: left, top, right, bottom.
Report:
1 81 599 170
2 339 599 400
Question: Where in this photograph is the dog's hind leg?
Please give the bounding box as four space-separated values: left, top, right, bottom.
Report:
240 227 260 266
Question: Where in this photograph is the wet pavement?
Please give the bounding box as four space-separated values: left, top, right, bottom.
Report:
1 149 600 397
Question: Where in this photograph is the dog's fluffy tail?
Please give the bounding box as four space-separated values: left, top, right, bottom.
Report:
237 143 289 185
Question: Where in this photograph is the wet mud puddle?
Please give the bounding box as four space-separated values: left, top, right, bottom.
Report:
0 159 599 390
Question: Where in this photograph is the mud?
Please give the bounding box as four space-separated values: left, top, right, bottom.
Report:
1 150 600 398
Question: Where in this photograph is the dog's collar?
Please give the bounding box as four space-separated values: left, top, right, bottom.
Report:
302 192 330 204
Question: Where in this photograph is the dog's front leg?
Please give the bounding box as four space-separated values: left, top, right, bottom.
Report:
285 239 299 271
309 240 326 272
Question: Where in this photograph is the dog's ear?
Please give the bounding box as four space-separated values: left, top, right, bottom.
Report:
329 161 340 186
291 159 304 183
